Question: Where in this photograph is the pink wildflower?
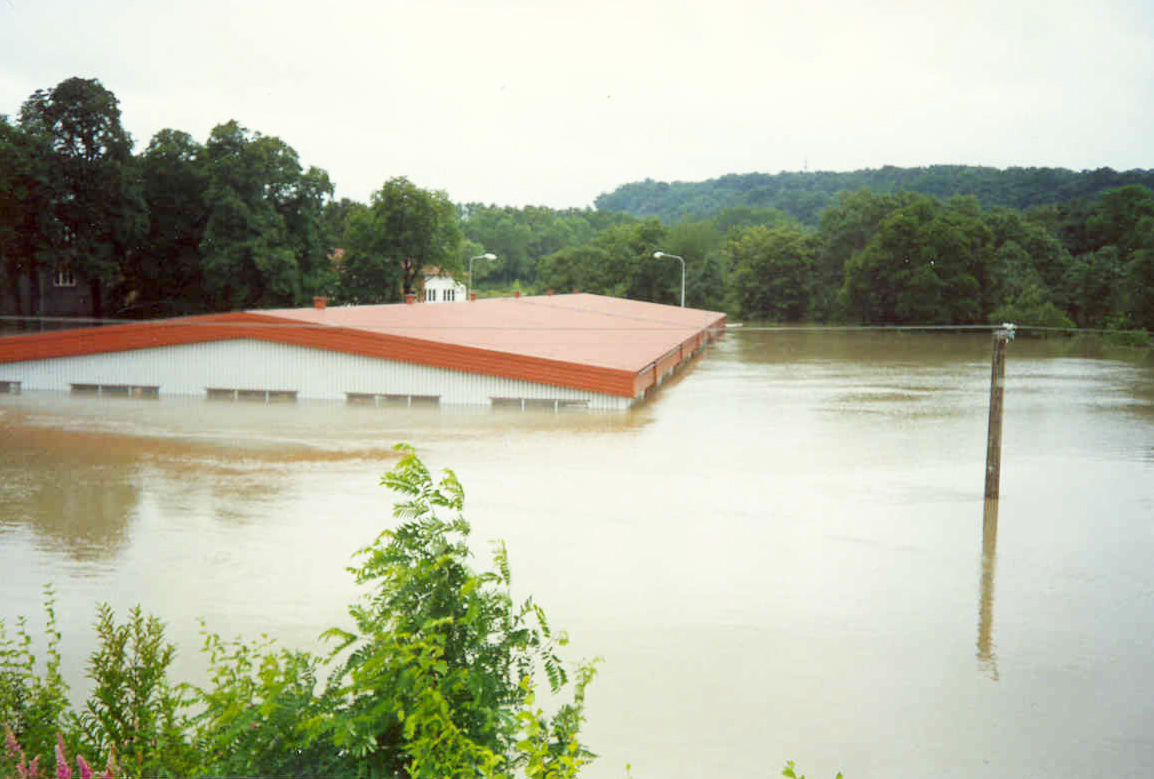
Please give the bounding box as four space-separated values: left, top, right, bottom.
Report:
97 745 116 779
76 755 93 779
54 734 71 779
27 755 42 779
4 724 20 760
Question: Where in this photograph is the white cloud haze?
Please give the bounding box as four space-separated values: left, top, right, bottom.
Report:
3 0 1151 208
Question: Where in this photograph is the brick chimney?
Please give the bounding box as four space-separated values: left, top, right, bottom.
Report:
404 293 416 305
313 296 328 310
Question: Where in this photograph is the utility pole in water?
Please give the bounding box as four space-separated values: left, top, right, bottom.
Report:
984 324 1015 500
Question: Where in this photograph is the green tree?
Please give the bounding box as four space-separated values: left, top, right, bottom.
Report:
813 189 910 320
283 165 337 300
18 77 146 317
131 129 210 316
840 194 997 324
337 202 401 304
1085 185 1154 255
322 197 362 250
983 205 1074 310
537 219 669 302
340 177 460 302
1063 245 1126 328
725 225 813 321
712 205 796 238
0 117 57 319
197 121 334 311
536 244 611 297
459 206 532 286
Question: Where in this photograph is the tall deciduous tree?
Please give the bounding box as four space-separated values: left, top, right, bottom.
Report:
134 129 210 316
814 189 912 320
197 121 333 311
0 117 56 317
340 177 460 301
841 194 997 324
18 77 146 317
725 225 813 321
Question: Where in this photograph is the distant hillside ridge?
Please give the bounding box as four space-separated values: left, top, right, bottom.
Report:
593 165 1154 226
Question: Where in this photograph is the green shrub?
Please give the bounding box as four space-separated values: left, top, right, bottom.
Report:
190 631 339 777
0 587 70 771
311 443 596 779
77 605 194 777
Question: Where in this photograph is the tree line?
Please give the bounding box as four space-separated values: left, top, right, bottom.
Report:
594 166 1154 226
528 187 1154 332
0 78 467 320
3 76 1152 334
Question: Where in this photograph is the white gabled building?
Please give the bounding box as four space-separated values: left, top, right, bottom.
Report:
420 270 467 303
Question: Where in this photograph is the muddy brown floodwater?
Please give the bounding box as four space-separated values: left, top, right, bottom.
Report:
2 331 1153 778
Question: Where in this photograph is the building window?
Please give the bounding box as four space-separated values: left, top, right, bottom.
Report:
425 288 436 302
443 288 455 302
54 267 77 288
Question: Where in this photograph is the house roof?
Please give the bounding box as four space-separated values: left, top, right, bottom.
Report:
0 294 726 398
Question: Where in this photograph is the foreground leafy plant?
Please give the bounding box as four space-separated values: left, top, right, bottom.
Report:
312 443 596 778
0 587 70 771
5 445 601 779
78 605 194 777
190 631 340 777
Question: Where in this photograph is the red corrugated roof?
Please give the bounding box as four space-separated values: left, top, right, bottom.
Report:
260 294 723 371
0 294 726 398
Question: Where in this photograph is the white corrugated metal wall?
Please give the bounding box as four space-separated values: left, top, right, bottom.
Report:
0 339 633 410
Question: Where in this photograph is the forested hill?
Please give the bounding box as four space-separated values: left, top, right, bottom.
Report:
594 166 1154 225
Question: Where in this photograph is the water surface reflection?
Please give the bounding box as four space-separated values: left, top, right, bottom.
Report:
977 497 999 681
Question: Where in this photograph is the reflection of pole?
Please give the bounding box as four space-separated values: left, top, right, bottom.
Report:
977 497 1000 680
984 325 1015 500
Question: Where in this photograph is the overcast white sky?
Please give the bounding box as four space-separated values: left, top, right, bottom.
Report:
2 0 1152 208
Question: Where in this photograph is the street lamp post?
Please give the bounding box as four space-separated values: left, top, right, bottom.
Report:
469 252 497 296
653 251 685 307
